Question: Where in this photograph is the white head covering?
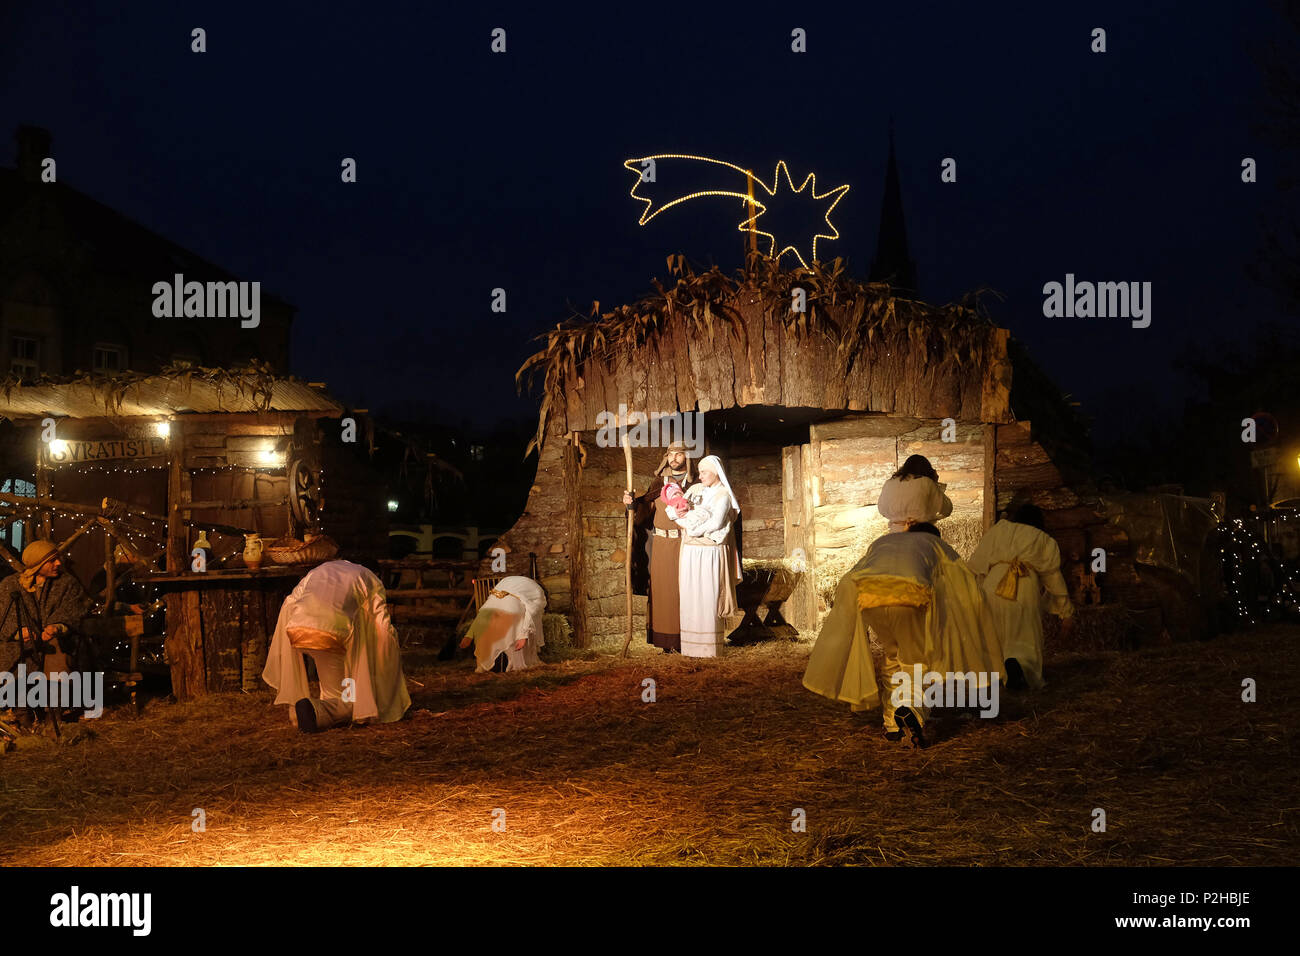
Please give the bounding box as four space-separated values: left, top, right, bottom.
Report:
696 454 740 514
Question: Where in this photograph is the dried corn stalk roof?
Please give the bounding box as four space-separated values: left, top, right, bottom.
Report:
517 254 1011 455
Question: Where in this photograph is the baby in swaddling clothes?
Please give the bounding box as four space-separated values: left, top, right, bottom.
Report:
661 480 692 519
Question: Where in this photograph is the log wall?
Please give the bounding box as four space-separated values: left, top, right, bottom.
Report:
727 447 783 561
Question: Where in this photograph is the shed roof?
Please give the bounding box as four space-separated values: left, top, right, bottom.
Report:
0 365 344 421
516 255 1013 453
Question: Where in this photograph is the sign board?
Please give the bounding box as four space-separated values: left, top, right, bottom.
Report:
1251 446 1282 469
42 437 168 467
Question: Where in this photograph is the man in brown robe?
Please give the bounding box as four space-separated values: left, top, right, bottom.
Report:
623 441 695 653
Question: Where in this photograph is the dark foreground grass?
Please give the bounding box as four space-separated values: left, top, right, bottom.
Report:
0 624 1295 865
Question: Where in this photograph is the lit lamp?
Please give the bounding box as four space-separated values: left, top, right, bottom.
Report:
154 421 170 438
387 500 399 512
261 446 283 466
48 439 69 457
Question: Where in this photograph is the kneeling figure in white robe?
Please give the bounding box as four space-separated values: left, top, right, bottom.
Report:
460 576 547 672
263 560 411 732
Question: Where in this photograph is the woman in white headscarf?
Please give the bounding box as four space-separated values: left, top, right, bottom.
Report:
671 454 741 658
877 454 953 532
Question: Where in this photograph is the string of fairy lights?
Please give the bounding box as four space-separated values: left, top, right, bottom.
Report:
1220 516 1300 625
0 457 308 570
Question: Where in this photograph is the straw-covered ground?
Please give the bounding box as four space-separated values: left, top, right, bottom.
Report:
1 624 1296 866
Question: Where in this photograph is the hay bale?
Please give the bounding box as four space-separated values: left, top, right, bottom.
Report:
940 513 984 562
1045 604 1136 655
543 613 573 648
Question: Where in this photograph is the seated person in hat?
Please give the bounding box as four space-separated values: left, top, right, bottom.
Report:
0 540 94 724
262 560 411 733
0 540 94 674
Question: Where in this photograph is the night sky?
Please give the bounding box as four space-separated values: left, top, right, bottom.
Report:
1 1 1291 444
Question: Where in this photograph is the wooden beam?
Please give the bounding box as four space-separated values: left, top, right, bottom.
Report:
181 498 288 512
385 588 475 600
0 537 24 573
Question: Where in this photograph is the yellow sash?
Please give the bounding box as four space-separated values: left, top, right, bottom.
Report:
994 559 1030 600
853 574 932 610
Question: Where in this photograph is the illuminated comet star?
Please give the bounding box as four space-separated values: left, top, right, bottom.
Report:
623 153 850 268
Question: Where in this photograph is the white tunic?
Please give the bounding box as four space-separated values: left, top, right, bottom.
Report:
673 483 739 658
472 575 546 672
262 560 411 723
877 476 953 532
967 519 1073 688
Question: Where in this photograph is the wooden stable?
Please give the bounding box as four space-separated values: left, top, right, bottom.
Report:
497 257 1102 648
0 370 390 699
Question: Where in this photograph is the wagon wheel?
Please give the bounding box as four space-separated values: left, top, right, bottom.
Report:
288 457 321 528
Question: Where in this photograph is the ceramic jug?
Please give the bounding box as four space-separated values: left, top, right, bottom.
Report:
243 533 264 571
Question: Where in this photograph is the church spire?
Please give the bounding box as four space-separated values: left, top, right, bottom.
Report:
868 120 919 296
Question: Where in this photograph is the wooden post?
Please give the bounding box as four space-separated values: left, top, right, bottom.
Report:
781 444 819 632
982 423 997 532
166 420 188 572
619 422 635 658
102 520 117 614
564 436 588 650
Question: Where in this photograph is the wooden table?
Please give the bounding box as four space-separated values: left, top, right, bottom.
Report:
149 564 323 699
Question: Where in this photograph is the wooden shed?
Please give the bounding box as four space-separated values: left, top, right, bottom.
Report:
493 256 1099 649
0 365 389 698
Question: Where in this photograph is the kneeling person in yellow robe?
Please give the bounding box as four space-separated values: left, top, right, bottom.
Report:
802 525 1004 746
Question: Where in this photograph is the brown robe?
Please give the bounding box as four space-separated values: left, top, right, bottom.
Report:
0 570 93 674
631 472 693 651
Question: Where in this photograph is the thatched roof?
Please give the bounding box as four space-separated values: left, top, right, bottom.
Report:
517 254 1012 454
0 363 344 421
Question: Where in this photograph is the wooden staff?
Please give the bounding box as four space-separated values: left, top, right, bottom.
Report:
620 417 636 658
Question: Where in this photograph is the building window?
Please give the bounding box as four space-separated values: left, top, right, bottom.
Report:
0 477 35 552
10 335 39 379
93 342 127 374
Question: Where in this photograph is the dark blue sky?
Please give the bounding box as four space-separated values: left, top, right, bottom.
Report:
1 0 1290 441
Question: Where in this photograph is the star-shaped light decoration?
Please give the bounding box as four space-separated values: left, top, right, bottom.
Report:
623 154 850 268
